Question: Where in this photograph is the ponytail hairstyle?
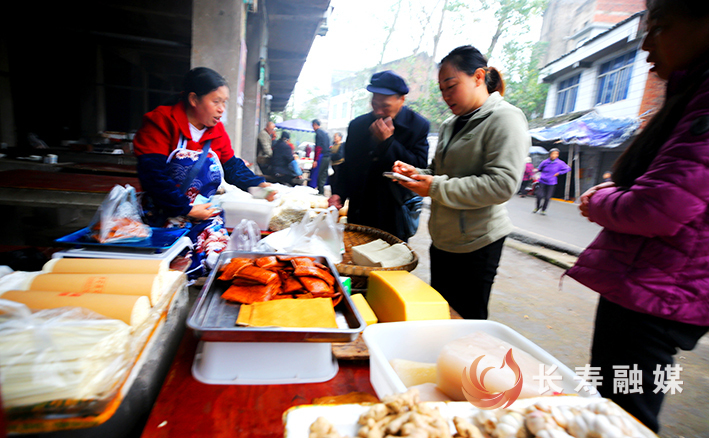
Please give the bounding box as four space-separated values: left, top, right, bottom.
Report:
439 45 506 95
611 0 709 187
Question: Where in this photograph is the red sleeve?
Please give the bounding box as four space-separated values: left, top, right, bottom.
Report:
133 110 178 157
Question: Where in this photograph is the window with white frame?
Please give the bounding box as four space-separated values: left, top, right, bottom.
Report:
555 74 580 116
340 102 347 119
596 50 636 105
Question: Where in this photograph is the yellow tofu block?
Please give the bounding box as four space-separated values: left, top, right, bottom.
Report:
366 271 450 322
351 293 378 325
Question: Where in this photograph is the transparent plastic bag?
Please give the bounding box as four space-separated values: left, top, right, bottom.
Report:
226 219 261 252
89 184 152 244
257 207 344 263
0 300 131 414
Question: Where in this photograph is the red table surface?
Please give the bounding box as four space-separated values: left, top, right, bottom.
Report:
141 329 376 438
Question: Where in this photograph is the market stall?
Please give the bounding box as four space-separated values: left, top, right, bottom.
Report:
1 183 659 438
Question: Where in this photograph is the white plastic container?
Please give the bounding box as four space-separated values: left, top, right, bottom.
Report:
363 320 599 400
192 341 338 385
221 198 275 230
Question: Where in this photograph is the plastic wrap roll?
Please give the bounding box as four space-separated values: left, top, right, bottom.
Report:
43 258 167 275
28 273 162 305
0 290 150 327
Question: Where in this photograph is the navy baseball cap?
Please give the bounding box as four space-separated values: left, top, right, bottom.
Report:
366 70 409 96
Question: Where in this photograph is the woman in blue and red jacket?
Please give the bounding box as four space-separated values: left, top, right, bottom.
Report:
133 67 272 278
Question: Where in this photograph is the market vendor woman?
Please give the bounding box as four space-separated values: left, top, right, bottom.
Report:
133 67 273 278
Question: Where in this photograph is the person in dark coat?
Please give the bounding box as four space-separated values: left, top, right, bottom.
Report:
329 70 429 240
270 131 302 186
309 119 331 195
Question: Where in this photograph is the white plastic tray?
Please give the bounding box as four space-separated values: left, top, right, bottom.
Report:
283 397 657 438
362 320 599 400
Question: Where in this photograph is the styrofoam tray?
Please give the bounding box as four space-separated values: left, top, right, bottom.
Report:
283 397 657 438
362 320 599 400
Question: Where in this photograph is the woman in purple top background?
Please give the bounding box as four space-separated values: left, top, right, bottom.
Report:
533 147 570 214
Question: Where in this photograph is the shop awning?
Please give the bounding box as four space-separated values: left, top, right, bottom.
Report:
529 111 639 148
275 119 315 132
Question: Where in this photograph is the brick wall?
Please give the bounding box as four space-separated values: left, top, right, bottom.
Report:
638 72 666 128
594 0 645 23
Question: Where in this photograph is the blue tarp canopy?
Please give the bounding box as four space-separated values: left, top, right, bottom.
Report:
530 111 639 148
275 119 314 132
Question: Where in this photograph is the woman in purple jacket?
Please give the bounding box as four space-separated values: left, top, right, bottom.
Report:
567 0 709 432
533 148 570 214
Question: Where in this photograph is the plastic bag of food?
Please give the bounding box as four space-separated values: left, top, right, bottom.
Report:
256 207 344 263
226 219 261 252
0 300 132 416
89 184 152 244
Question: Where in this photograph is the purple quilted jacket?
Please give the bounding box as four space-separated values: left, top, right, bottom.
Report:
566 71 709 326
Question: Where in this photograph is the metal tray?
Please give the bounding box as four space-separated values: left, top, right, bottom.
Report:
186 251 366 343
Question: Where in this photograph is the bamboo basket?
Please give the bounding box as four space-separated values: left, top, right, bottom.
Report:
336 224 418 289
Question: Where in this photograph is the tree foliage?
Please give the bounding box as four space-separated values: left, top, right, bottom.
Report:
482 0 548 58
501 40 549 120
407 80 450 132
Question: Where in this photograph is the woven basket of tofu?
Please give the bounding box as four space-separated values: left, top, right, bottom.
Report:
336 224 418 288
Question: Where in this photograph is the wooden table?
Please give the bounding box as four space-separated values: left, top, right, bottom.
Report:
140 330 376 438
0 169 141 208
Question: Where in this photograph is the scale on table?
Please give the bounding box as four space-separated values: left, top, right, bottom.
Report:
186 251 366 385
53 227 192 263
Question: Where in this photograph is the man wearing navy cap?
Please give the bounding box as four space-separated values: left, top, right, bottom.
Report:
329 70 430 240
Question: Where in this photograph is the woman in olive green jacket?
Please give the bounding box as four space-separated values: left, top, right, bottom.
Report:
393 45 530 319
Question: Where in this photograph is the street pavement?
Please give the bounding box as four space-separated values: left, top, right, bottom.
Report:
505 194 603 255
406 198 709 438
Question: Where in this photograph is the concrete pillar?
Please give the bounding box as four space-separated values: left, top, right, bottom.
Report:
241 5 268 164
191 0 246 156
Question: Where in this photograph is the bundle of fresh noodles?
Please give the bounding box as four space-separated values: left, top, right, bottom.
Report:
0 301 131 411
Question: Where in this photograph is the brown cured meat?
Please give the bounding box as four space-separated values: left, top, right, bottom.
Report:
298 276 333 295
275 255 299 262
231 278 264 287
222 282 279 304
291 257 316 269
283 276 305 294
217 256 342 307
218 258 253 281
293 266 335 286
234 265 279 285
255 256 288 270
